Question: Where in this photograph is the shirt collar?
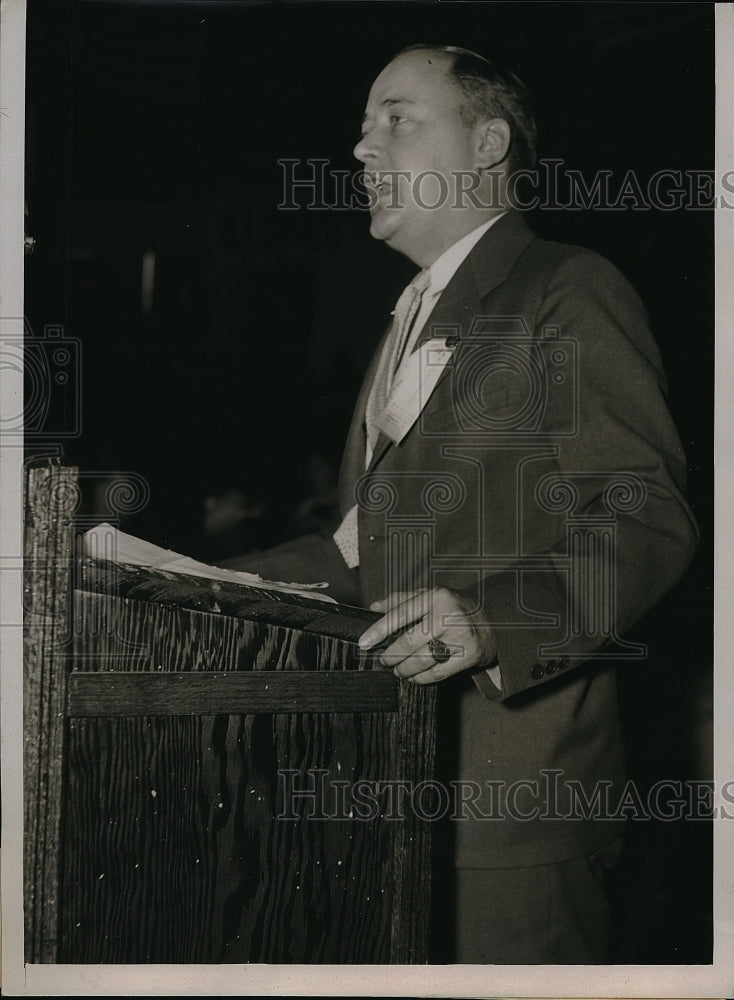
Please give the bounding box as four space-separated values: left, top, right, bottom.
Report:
426 212 507 298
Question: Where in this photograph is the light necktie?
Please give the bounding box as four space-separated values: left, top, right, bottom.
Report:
364 268 431 464
334 269 431 569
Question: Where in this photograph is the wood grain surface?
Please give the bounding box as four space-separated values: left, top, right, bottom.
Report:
66 669 399 716
61 710 404 962
54 571 436 963
23 461 78 963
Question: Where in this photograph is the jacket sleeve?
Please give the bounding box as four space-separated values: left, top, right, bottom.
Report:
464 248 699 702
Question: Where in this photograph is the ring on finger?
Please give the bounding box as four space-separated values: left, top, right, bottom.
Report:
428 637 452 664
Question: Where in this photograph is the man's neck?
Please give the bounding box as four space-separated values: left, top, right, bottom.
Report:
409 208 507 268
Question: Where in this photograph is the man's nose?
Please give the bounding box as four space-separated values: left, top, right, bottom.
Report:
353 130 378 164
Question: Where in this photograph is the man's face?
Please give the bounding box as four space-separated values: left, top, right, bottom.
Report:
354 51 484 266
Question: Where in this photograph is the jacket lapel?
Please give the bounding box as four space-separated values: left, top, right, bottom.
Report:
340 211 538 503
415 210 537 353
338 322 391 515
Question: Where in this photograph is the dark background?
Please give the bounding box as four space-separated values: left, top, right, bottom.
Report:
24 0 714 964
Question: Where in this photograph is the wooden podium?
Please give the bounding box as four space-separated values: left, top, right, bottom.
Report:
24 461 437 964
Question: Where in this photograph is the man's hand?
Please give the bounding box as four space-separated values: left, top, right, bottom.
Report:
358 587 497 684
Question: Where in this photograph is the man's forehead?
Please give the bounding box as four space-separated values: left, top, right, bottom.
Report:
366 50 458 107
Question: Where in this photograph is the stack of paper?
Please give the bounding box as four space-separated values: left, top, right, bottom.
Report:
84 523 335 603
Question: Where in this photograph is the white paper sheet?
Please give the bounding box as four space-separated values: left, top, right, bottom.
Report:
84 523 336 602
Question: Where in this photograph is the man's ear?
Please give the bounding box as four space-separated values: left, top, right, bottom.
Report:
475 118 512 169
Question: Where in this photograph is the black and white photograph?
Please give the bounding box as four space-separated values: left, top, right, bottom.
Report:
1 0 732 995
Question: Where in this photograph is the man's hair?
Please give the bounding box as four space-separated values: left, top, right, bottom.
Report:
397 44 538 175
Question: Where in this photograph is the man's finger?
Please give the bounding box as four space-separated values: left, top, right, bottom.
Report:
410 656 470 684
369 590 420 614
358 589 431 649
393 631 478 681
391 638 468 680
378 626 442 666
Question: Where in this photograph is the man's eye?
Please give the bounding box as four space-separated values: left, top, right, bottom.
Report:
389 113 407 126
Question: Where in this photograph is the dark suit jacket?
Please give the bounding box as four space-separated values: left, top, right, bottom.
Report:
232 211 699 867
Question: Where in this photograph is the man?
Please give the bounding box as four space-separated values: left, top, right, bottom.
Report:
229 45 698 963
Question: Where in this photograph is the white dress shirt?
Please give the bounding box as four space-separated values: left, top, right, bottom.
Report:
392 213 506 384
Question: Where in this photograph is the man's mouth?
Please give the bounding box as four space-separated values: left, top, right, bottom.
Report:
364 171 394 202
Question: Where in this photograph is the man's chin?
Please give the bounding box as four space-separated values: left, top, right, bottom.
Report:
368 204 408 242
367 208 426 262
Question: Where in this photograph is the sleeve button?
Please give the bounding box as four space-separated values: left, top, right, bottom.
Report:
546 660 557 675
531 664 544 680
558 657 570 670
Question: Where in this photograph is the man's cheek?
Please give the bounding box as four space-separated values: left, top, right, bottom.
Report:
411 169 450 211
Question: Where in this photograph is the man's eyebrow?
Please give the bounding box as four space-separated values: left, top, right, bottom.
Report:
361 98 417 124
